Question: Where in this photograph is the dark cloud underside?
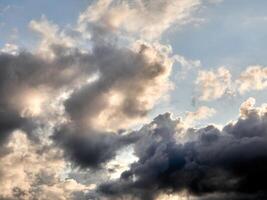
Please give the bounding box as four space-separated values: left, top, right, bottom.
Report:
99 111 267 199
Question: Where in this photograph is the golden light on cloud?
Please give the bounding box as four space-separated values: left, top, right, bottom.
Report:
108 91 124 107
156 192 191 200
90 91 146 132
20 89 47 117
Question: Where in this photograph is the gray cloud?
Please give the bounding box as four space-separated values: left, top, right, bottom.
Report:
54 40 173 170
53 123 139 169
98 103 267 200
0 50 94 144
0 50 96 199
65 43 173 131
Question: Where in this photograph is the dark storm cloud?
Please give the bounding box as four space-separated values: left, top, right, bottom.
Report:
0 107 25 144
53 123 139 168
98 109 267 200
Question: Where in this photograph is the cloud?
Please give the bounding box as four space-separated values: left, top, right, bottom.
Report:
0 9 175 178
0 49 96 144
53 122 139 169
184 106 216 126
8 1 267 200
239 97 256 117
174 54 201 78
174 55 201 70
0 40 152 176
64 42 174 132
195 67 232 101
78 0 203 39
0 43 19 55
236 65 267 94
0 131 88 200
195 65 267 101
52 41 175 169
29 15 77 58
98 99 267 199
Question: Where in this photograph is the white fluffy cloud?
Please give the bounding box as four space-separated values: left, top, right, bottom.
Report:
195 65 267 101
237 65 267 94
29 15 77 58
195 67 232 101
78 0 202 39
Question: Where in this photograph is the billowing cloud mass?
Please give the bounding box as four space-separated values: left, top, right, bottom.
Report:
0 23 174 200
1 0 267 200
0 0 180 197
98 99 267 200
0 50 95 199
64 42 173 132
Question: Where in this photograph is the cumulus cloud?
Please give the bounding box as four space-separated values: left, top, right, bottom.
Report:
0 131 88 200
64 42 174 132
98 99 267 199
239 97 256 117
195 67 232 101
236 65 267 94
0 38 173 176
78 0 203 39
195 65 267 101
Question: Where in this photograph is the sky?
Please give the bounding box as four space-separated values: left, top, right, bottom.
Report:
1 0 267 199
